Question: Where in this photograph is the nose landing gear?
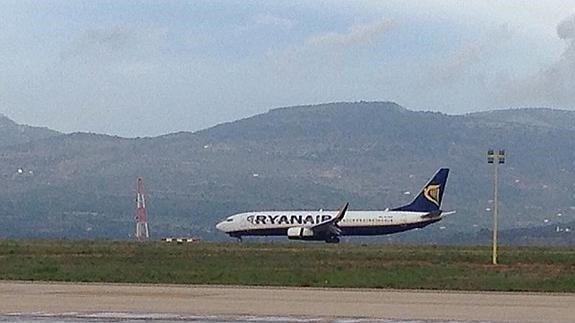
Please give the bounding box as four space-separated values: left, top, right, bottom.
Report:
230 233 243 242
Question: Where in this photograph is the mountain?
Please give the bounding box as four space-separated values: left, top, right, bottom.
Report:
0 114 61 147
0 103 574 243
469 108 575 131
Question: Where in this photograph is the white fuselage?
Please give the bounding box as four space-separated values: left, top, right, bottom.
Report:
216 209 441 237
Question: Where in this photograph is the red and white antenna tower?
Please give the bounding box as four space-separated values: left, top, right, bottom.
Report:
135 177 150 241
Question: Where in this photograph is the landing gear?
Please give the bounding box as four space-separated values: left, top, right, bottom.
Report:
230 234 243 242
325 236 340 244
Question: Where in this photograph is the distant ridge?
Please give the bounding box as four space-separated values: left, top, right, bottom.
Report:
0 102 574 243
0 114 61 147
469 108 575 131
197 101 430 141
267 101 407 113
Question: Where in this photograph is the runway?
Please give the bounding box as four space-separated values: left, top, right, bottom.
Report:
0 281 574 322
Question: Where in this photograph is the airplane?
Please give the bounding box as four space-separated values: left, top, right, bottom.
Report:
216 168 451 243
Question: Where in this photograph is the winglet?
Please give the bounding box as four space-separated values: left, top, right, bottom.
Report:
334 202 349 223
311 202 349 235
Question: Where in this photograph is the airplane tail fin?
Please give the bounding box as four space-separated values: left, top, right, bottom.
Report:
392 168 449 212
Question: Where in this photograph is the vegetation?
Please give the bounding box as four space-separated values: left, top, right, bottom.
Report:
1 102 575 242
1 240 574 292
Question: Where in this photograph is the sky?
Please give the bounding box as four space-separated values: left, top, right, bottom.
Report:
1 0 575 137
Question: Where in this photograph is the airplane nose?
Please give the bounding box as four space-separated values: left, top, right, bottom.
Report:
216 221 225 232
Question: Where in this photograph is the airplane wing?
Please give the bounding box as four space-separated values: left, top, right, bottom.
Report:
311 202 349 236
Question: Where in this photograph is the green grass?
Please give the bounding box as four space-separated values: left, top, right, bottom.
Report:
0 240 574 292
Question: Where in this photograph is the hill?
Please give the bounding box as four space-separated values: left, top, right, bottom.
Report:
470 108 575 131
0 114 60 147
0 102 574 243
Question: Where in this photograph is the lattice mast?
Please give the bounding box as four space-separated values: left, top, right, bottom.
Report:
135 177 150 241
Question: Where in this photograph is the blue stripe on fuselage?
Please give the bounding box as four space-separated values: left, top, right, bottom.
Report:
227 218 441 238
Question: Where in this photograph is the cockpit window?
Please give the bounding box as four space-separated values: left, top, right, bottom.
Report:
226 218 234 222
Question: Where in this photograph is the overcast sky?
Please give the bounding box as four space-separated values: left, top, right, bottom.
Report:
1 1 575 137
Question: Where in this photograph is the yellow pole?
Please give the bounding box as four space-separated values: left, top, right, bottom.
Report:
492 160 499 265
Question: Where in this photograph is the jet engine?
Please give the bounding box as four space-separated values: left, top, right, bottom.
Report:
287 227 315 240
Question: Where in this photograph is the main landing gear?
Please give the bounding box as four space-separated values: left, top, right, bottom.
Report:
325 236 340 244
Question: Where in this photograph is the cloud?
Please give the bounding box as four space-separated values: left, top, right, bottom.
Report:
435 24 512 84
504 14 575 107
5 1 575 137
60 25 168 67
305 19 395 47
557 14 575 39
255 14 296 29
264 18 395 79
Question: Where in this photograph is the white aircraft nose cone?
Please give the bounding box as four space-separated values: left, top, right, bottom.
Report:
216 221 226 232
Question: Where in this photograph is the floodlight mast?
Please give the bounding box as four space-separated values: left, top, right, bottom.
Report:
487 149 505 265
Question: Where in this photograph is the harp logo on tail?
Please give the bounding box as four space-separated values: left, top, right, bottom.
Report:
424 184 441 206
